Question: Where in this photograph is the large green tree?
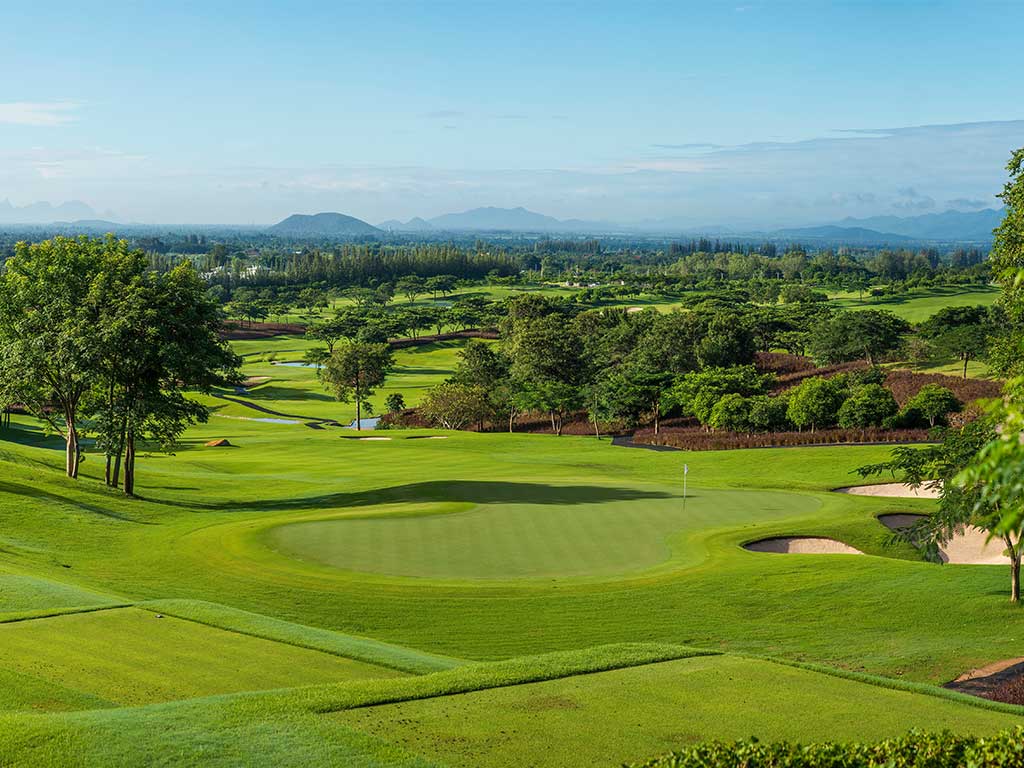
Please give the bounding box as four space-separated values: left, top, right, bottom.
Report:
320 342 394 430
809 310 910 366
0 237 111 476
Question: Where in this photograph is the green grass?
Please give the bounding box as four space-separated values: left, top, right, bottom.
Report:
1 324 1023 764
334 655 1024 768
265 487 821 580
830 284 999 323
0 607 402 708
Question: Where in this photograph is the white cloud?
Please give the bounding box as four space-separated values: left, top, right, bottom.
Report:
0 102 80 127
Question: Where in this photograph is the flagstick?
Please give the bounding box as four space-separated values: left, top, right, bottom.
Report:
683 463 688 512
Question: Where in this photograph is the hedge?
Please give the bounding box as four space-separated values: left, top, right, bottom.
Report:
627 728 1024 767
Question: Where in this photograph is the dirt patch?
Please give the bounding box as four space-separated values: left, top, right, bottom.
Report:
743 537 863 555
946 657 1024 702
204 438 233 447
240 376 272 388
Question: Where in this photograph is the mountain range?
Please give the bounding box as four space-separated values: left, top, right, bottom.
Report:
0 199 111 225
267 212 382 237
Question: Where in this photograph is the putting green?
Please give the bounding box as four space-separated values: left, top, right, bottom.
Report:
265 487 822 580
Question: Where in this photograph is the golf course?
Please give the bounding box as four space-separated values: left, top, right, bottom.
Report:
0 332 1022 767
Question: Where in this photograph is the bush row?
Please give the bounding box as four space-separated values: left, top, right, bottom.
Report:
626 728 1024 768
632 427 930 451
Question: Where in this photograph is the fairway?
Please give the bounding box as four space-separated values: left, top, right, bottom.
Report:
266 487 821 580
334 655 1024 768
0 607 402 707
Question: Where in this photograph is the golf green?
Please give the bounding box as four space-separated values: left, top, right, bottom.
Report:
264 487 822 580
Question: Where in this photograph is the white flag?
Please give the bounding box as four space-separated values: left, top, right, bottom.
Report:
684 464 689 475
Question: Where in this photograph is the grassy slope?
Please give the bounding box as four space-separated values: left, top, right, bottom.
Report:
830 285 999 322
334 655 1024 768
0 645 1019 768
0 416 1020 681
0 607 401 708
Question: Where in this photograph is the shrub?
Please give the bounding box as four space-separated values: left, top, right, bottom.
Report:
708 393 750 432
901 384 961 428
838 384 899 428
627 728 1024 768
747 394 791 431
384 393 406 414
786 376 848 432
672 366 773 426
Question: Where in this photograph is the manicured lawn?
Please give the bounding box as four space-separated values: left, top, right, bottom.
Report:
830 284 999 323
0 328 1022 765
266 487 820 580
335 655 1023 768
0 607 401 707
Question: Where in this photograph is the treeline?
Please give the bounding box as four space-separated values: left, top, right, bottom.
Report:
0 236 238 493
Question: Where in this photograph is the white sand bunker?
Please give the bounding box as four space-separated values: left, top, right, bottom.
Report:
836 482 940 499
744 537 863 555
877 513 1008 565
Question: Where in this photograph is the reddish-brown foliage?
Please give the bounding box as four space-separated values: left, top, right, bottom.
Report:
389 329 498 349
221 321 305 340
630 426 930 451
754 352 816 375
883 369 1002 406
989 675 1024 706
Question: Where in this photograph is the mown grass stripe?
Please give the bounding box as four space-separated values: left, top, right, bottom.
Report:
742 653 1024 717
0 603 133 625
138 599 462 675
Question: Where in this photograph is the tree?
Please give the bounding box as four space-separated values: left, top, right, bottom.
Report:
320 342 394 430
505 315 585 436
903 384 961 428
837 384 898 428
919 306 994 379
809 310 910 365
747 394 791 432
696 313 756 368
989 147 1024 376
306 310 366 354
419 383 490 430
396 275 425 304
0 237 112 477
384 393 406 413
709 393 751 432
786 376 847 432
95 261 239 495
672 366 772 427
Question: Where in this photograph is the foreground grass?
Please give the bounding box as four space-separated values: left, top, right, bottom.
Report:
0 607 400 708
335 655 1024 768
0 645 1019 767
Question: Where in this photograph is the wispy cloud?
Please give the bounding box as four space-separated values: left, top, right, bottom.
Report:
0 101 80 127
421 109 464 119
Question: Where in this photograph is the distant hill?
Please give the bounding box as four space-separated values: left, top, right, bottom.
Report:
0 199 100 224
770 225 914 244
268 212 381 237
428 206 564 231
53 219 121 232
831 208 1004 241
378 216 434 232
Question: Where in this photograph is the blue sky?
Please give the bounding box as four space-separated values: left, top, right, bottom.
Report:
2 0 1023 226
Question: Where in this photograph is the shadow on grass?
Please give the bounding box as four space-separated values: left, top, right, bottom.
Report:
142 480 676 513
0 480 153 524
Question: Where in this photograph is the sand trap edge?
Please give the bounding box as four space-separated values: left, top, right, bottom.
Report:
743 536 864 555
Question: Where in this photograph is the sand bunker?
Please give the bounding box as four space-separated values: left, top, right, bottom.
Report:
406 435 449 440
836 482 940 499
877 513 1008 565
204 438 233 447
744 537 863 555
341 436 392 441
842 484 1008 565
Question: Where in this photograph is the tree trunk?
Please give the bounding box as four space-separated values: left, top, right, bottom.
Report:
654 404 660 436
105 454 112 486
123 430 136 497
549 411 556 434
65 417 80 479
355 382 362 431
963 356 969 379
592 414 601 440
508 410 515 433
1007 537 1021 604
